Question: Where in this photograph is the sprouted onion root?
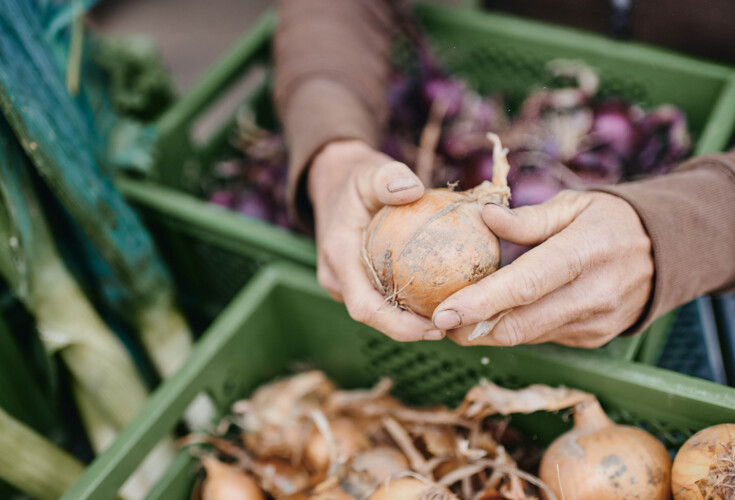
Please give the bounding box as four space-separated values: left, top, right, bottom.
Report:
363 133 511 317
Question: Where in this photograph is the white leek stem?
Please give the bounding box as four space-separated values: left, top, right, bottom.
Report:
33 260 149 428
74 386 178 500
137 294 193 379
138 294 216 428
0 406 84 500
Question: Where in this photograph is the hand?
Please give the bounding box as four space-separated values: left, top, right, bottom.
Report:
431 190 654 348
308 139 444 341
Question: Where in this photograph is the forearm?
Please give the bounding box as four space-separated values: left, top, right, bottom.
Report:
274 0 396 229
597 151 735 330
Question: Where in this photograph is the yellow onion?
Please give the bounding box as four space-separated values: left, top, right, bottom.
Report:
254 457 310 497
368 477 459 500
671 423 735 499
363 133 510 317
351 446 409 482
304 417 371 472
539 398 671 500
201 456 264 500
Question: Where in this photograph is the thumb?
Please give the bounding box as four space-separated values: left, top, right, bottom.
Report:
482 190 591 245
356 160 425 212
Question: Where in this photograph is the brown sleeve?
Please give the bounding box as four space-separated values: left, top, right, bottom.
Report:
595 152 735 333
274 0 396 230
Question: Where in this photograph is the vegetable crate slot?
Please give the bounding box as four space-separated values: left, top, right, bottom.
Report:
62 262 735 500
119 5 735 359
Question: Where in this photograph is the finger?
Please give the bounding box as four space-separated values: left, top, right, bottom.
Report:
482 190 591 245
447 278 588 346
355 160 425 212
530 318 622 349
432 228 585 330
316 257 343 301
337 230 442 342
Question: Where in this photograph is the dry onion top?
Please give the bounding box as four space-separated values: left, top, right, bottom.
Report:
184 371 658 500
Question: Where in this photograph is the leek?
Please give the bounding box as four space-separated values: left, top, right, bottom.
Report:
0 406 85 500
0 122 146 426
0 0 213 425
0 122 175 497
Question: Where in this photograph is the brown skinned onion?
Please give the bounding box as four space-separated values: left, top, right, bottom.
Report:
363 133 511 317
539 398 671 500
671 423 735 499
368 477 459 500
304 417 371 472
201 456 264 500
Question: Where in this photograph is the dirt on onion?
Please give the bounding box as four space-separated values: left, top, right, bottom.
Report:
538 398 671 500
362 133 511 317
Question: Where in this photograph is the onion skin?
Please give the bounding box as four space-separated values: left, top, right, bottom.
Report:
368 477 459 500
364 133 510 318
201 457 264 500
351 446 409 482
539 399 671 500
671 423 735 499
304 417 371 472
364 187 500 317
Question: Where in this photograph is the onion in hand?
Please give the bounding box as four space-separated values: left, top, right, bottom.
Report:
363 133 511 317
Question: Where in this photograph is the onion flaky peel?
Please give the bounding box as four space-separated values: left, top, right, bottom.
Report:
363 133 511 317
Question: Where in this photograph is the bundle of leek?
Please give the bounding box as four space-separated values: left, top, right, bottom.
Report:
0 405 85 500
0 0 211 425
0 122 174 498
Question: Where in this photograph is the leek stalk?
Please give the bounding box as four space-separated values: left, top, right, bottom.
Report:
0 122 175 498
0 0 211 423
0 405 85 500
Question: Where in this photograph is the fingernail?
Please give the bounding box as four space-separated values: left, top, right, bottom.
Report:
484 201 512 213
423 330 445 341
388 178 419 193
433 309 461 330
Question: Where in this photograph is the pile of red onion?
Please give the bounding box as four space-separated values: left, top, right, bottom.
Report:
207 45 690 264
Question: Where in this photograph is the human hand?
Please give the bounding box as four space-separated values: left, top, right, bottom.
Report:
431 190 654 348
308 139 444 341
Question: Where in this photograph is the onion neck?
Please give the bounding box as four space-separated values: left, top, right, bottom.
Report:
468 181 511 206
573 398 614 432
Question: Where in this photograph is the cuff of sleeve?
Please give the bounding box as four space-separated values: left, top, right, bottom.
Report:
283 78 380 233
593 157 735 334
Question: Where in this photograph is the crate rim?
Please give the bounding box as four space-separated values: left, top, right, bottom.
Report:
415 3 735 80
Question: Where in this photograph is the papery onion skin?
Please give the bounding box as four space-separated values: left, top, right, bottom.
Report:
364 187 500 317
539 399 671 500
671 423 735 500
201 457 265 500
368 477 459 500
350 446 409 482
304 417 371 472
364 133 510 318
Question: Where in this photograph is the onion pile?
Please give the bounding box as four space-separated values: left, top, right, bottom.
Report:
186 371 685 500
362 133 510 317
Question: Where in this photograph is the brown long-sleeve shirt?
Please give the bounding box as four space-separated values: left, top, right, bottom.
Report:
274 0 735 332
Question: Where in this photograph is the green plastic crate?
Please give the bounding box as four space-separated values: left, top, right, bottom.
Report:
119 4 735 354
61 261 735 500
